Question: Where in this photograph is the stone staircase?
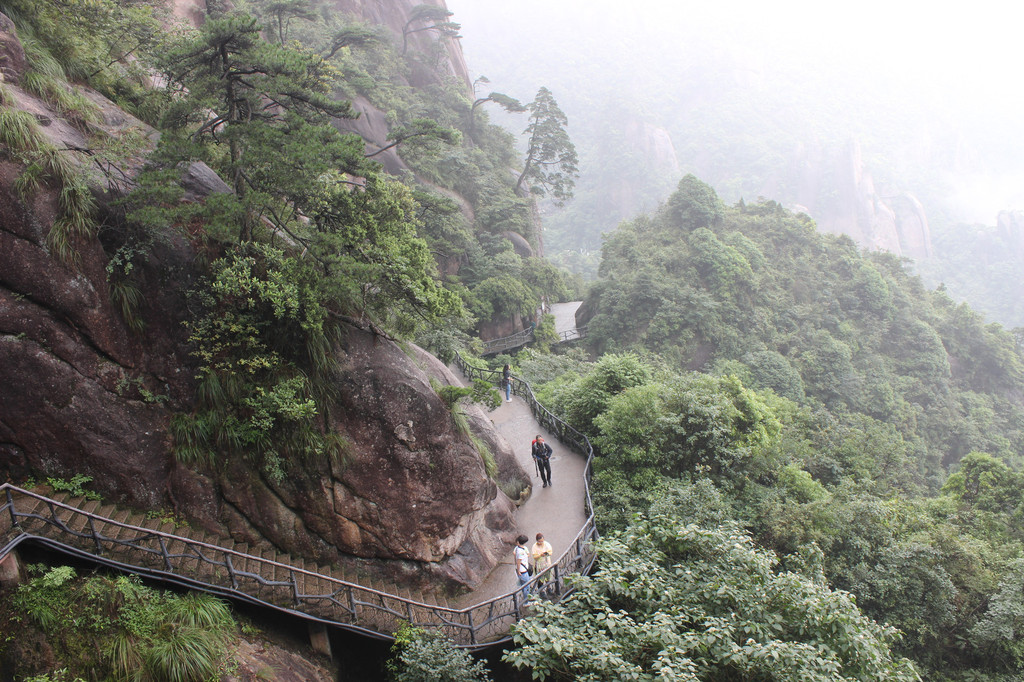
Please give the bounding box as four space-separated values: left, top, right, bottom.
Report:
2 486 480 642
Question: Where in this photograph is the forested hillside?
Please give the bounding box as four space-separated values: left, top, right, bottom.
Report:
6 0 1024 680
503 175 1024 680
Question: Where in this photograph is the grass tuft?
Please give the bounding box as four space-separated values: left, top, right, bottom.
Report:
169 413 216 466
0 107 46 154
163 593 233 631
142 624 224 682
109 278 147 334
0 106 96 266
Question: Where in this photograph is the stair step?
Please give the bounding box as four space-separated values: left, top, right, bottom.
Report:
98 509 134 544
76 499 102 516
16 495 49 520
64 498 103 533
94 504 117 521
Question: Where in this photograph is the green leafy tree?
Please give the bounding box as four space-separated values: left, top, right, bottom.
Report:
942 451 1024 514
365 118 461 159
469 82 526 136
158 13 357 241
504 513 920 681
665 174 725 229
593 372 781 488
387 623 491 681
401 4 461 56
256 0 318 44
321 24 384 60
546 352 652 436
515 87 578 204
970 559 1024 669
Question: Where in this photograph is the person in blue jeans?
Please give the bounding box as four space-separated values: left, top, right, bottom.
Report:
514 534 531 599
502 364 512 402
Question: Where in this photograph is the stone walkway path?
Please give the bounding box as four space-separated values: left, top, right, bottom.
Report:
549 300 583 336
450 369 588 608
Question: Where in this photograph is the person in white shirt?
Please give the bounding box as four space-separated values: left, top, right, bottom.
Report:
514 534 531 599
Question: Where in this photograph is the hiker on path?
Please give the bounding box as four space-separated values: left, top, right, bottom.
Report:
514 534 531 599
502 364 512 402
532 435 553 488
531 532 553 594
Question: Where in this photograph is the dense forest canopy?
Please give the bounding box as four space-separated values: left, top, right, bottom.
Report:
501 175 1024 680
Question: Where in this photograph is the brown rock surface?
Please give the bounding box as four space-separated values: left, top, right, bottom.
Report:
0 73 523 590
0 11 25 84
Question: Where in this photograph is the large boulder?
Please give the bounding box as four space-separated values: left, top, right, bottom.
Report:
0 11 25 85
0 83 194 508
0 78 524 590
214 325 525 588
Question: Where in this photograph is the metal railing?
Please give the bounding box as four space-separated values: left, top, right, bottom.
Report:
558 325 588 343
453 351 596 519
481 327 535 355
0 358 598 649
482 324 588 356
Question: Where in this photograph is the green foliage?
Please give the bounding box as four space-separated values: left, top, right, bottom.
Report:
387 623 491 682
666 174 725 229
542 352 653 437
15 565 77 631
469 274 536 321
0 105 95 266
174 243 340 477
583 188 1024 491
592 372 780 491
47 475 102 501
367 118 461 159
515 87 578 204
504 512 920 681
303 174 463 328
942 451 1024 520
532 313 559 352
435 379 501 412
401 4 461 56
11 567 236 681
969 559 1024 668
0 0 167 100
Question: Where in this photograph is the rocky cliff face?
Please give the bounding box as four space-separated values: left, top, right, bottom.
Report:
0 17 526 590
996 210 1024 260
330 0 470 89
167 0 472 179
807 140 933 260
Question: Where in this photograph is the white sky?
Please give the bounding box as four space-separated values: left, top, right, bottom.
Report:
447 0 1024 221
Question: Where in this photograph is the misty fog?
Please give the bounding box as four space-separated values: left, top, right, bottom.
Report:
447 0 1024 327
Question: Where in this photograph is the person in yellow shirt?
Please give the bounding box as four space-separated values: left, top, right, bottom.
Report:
531 532 553 595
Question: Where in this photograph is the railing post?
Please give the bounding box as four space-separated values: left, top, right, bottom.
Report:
467 608 477 646
153 537 171 571
88 518 102 553
226 554 237 589
5 488 17 528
